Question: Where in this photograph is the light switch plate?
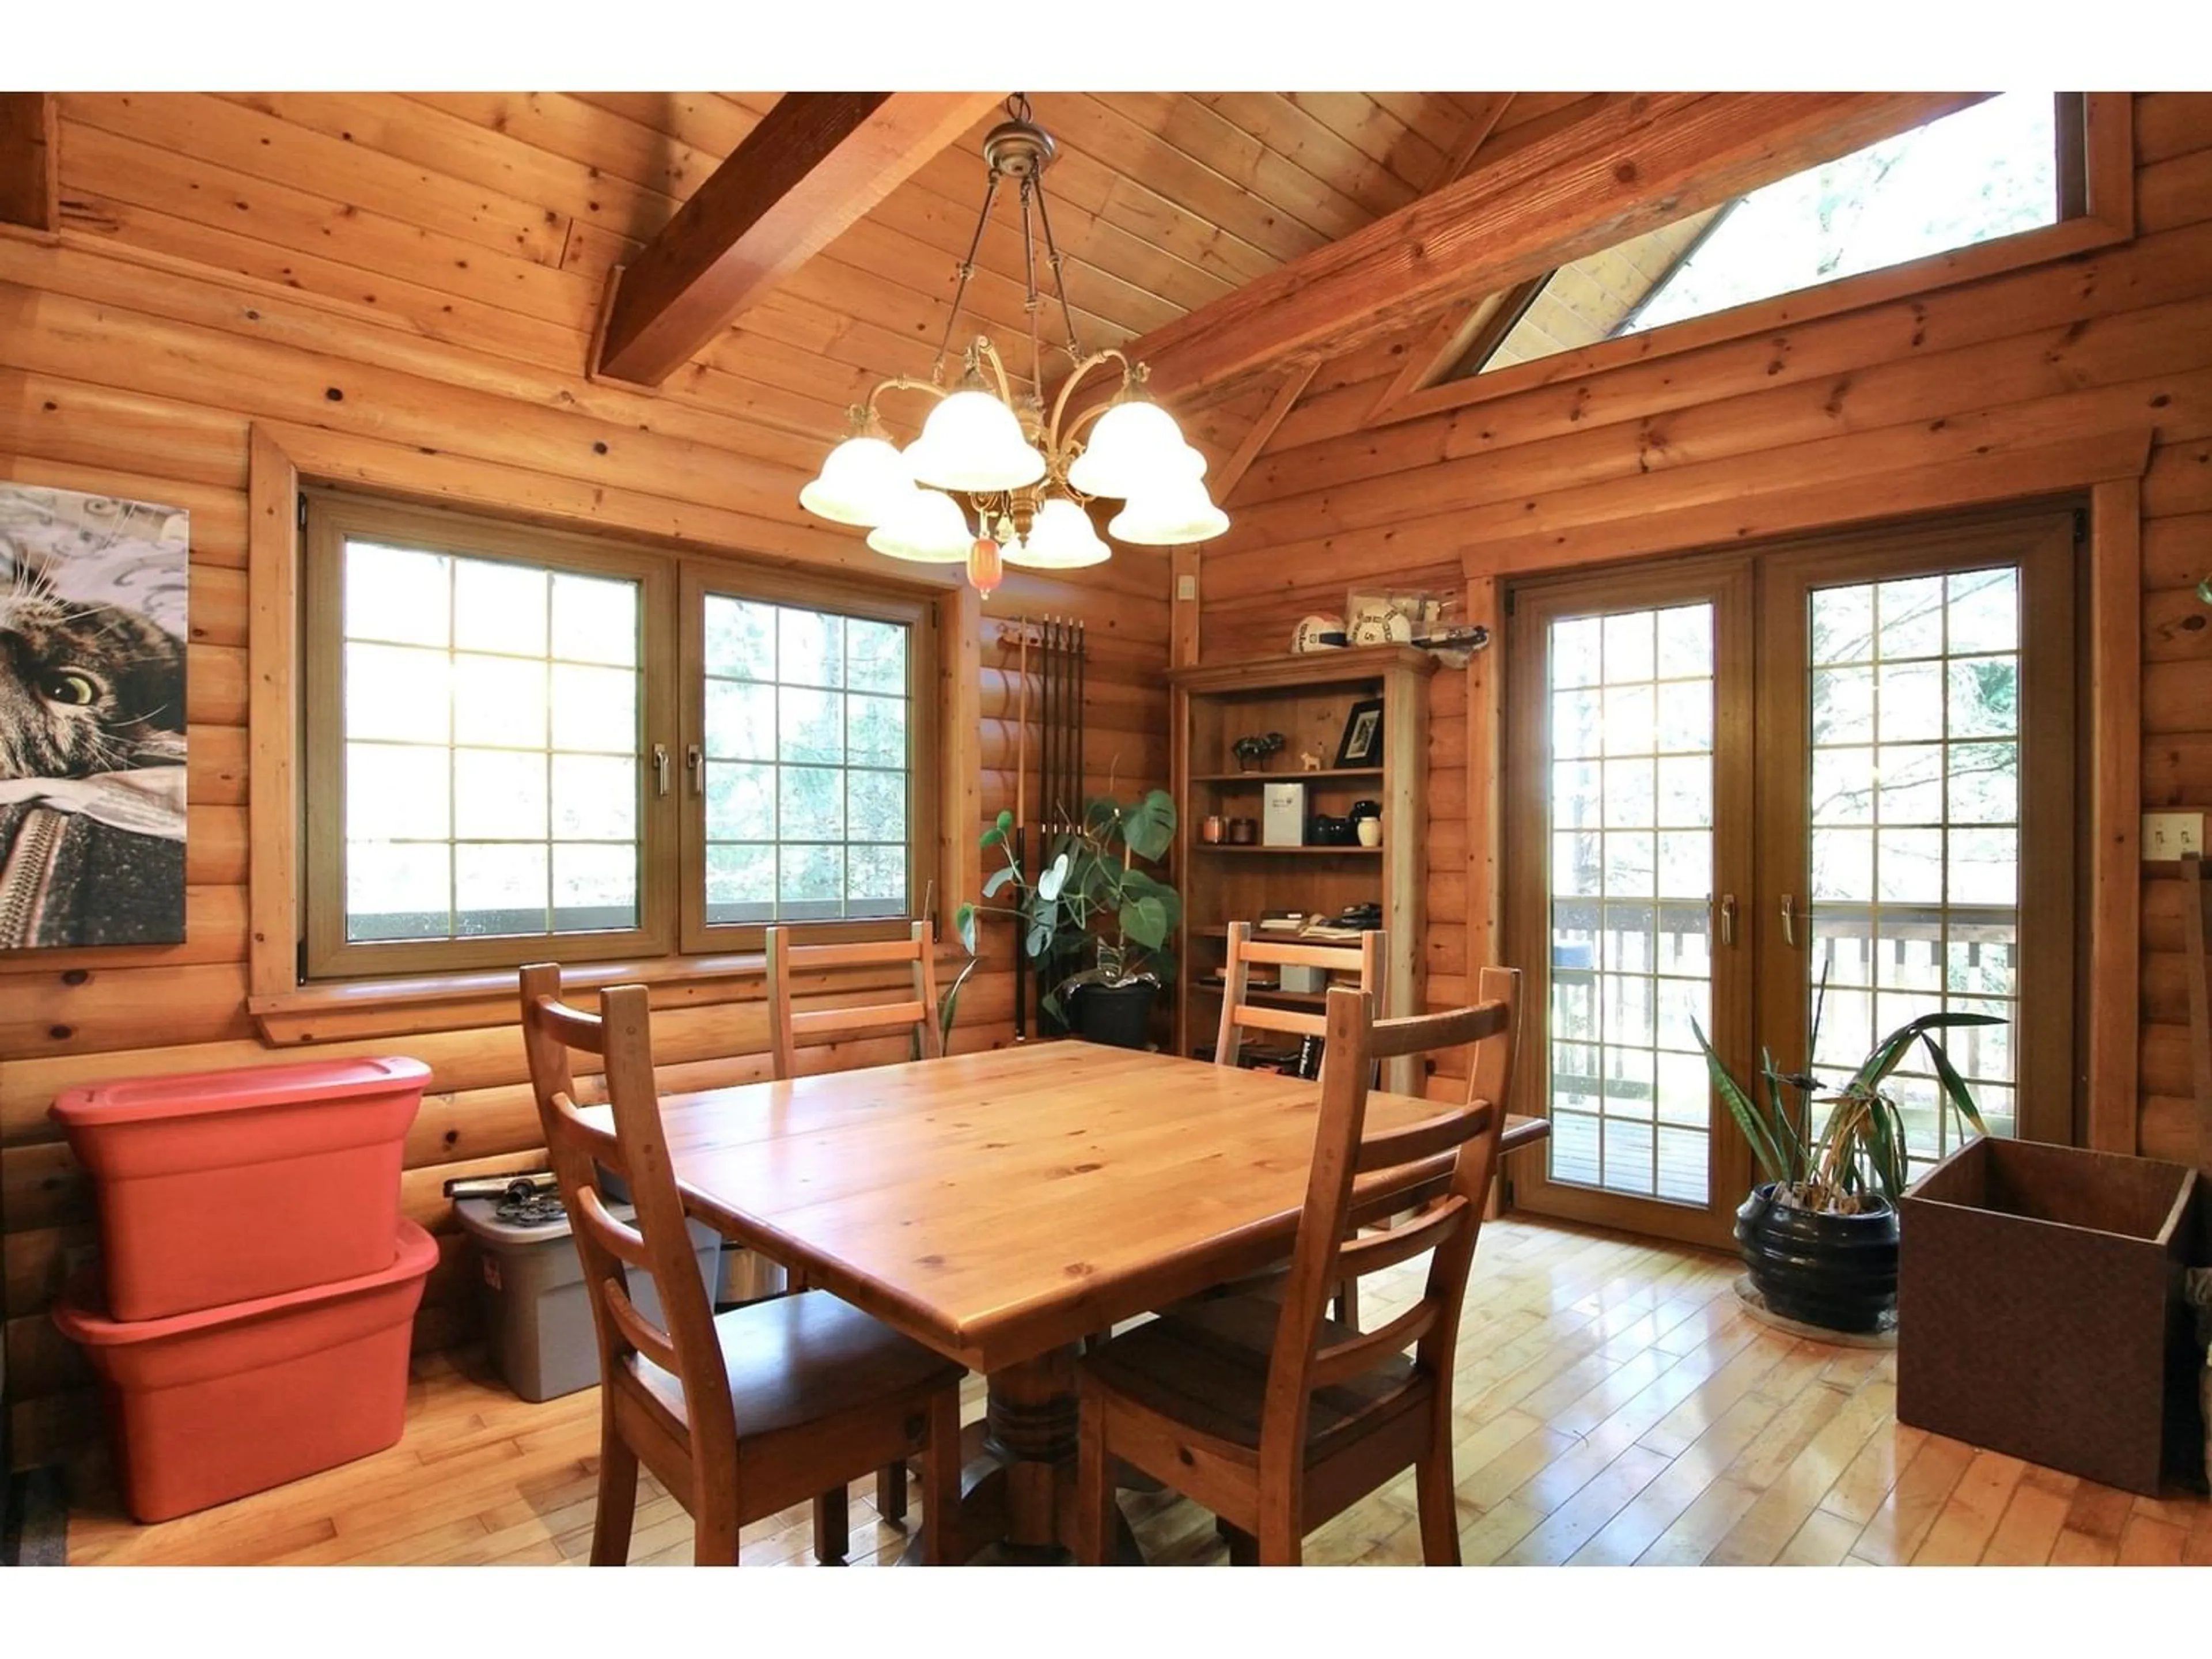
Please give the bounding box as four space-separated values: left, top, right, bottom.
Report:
2142 811 2205 860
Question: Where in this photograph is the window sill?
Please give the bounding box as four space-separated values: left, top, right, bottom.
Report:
248 944 976 1047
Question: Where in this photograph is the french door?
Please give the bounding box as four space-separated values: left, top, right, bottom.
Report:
1506 510 2076 1249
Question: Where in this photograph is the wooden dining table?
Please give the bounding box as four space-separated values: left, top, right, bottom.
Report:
634 1039 1548 1561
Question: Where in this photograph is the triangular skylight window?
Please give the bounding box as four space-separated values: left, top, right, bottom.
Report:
1448 94 2069 382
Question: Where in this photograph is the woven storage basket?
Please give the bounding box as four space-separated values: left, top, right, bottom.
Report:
1897 1138 2198 1495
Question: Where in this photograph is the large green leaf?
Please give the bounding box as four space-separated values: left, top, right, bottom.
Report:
1693 1016 1790 1187
954 902 978 955
1120 789 1177 862
1120 894 1170 949
1026 920 1055 959
983 866 1017 898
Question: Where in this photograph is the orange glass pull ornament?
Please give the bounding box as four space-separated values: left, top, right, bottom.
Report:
967 535 1004 598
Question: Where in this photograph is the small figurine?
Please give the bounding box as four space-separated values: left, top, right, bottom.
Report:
1231 731 1286 773
1300 749 1323 773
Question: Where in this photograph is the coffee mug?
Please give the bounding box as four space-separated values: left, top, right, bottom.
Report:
1357 817 1383 847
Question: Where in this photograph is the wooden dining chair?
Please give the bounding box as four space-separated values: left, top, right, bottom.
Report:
766 919 942 1079
1075 970 1522 1567
763 917 942 1521
1213 921 1385 1327
1212 921 1385 1072
518 964 967 1566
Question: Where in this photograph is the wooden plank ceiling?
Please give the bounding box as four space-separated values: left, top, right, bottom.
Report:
54 92 1584 481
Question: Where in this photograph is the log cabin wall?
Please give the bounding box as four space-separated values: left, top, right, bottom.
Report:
0 92 1171 1468
1195 91 2212 1153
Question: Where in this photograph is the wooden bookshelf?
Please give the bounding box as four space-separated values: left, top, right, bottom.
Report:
1167 646 1434 1094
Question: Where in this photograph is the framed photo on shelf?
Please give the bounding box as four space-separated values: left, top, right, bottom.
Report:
1334 698 1384 768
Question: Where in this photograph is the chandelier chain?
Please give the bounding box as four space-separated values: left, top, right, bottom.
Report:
931 166 1002 382
1029 169 1084 368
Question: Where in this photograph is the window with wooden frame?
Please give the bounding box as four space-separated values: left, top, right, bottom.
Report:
1382 93 2130 422
300 491 937 979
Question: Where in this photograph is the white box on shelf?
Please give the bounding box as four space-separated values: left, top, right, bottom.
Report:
1279 964 1327 994
1262 782 1306 846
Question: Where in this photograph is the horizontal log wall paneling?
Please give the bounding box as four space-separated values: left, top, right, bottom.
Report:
1196 90 2212 1170
0 93 1179 1469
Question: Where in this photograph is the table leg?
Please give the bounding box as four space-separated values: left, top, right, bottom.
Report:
896 1343 1143 1564
985 1344 1080 1549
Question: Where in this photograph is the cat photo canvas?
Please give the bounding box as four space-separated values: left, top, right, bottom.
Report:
0 484 190 950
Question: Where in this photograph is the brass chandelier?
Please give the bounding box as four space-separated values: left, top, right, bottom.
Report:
798 94 1227 597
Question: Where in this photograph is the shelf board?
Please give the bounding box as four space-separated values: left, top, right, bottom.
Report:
1191 767 1384 784
1193 844 1382 855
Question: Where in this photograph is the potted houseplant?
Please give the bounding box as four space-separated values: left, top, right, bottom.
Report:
956 790 1181 1049
1231 731 1285 773
1692 982 2000 1336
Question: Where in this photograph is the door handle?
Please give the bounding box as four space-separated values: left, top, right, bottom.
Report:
1718 893 1737 948
652 744 671 796
1780 892 1798 948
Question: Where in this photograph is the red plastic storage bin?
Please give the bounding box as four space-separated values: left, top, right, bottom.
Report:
52 1221 436 1523
50 1056 428 1320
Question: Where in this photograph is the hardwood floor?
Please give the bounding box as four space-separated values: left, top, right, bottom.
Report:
62 1216 2212 1567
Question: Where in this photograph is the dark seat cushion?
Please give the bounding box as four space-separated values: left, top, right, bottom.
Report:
1080 1291 1427 1460
630 1289 961 1438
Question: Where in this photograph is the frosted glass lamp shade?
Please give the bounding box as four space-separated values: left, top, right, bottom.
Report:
1107 478 1229 546
866 489 974 563
798 434 913 528
1067 397 1205 499
1002 496 1111 569
904 390 1047 491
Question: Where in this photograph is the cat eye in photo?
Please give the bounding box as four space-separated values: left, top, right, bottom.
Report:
0 481 190 950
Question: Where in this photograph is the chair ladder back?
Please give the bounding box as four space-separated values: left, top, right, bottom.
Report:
1411 967 1522 1371
1258 974 1522 1459
566 1180 684 1377
1213 923 1386 1068
519 968 738 1468
767 920 941 1080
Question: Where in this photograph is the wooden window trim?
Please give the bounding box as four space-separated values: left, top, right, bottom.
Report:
301 488 680 979
1370 93 2134 431
675 560 939 956
245 422 980 1047
1473 427 2152 1169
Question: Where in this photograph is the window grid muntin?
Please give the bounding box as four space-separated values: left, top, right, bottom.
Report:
339 540 644 945
701 593 911 926
1546 603 1716 1207
1806 566 2021 1177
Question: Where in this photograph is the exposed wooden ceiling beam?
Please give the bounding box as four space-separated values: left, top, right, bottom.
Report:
594 90 1002 387
0 94 58 233
1434 93 1516 188
1131 92 1988 406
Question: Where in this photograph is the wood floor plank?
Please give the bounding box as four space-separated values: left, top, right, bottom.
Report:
1705 1380 1896 1566
1977 1467 2078 1566
2116 1513 2190 1565
1571 1387 1789 1565
1773 1505 1865 1566
1910 1447 2027 1565
1849 1433 1976 1565
58 1215 2212 1567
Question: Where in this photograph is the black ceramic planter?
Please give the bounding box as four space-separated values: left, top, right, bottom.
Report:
1734 1183 1900 1335
1070 981 1156 1050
